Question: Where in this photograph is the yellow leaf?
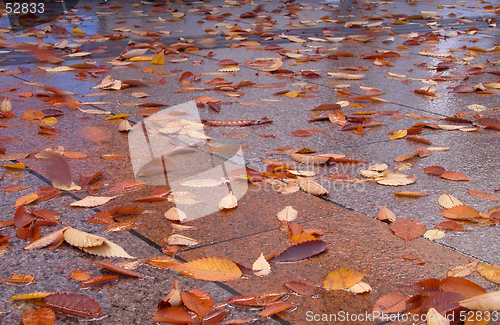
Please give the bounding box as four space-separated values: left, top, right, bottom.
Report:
41 117 58 127
348 281 372 294
327 72 365 79
0 274 35 283
389 129 407 140
106 113 129 120
438 193 463 209
324 268 368 290
72 28 86 35
1 162 25 169
128 56 153 62
151 51 165 65
11 292 53 300
173 257 242 281
423 229 445 241
284 91 299 99
476 263 500 285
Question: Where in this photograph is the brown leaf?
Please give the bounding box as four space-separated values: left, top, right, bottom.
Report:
372 292 407 314
259 302 295 317
423 165 446 175
285 281 316 296
440 171 472 181
103 179 145 194
20 109 45 120
323 268 368 290
441 205 479 220
151 307 193 324
389 218 426 243
270 240 328 263
24 227 67 250
43 151 72 189
14 205 36 228
406 135 432 145
459 291 500 312
21 307 55 325
146 256 181 269
312 103 342 111
70 196 118 208
447 261 478 278
180 290 213 318
376 205 396 223
36 293 103 318
203 307 230 325
467 188 500 201
0 274 35 283
394 191 430 197
436 220 466 231
71 270 90 281
419 291 466 316
289 153 329 165
173 257 242 281
441 277 486 298
328 110 347 126
91 261 148 278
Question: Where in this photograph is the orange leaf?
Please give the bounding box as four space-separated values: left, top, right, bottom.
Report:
21 307 56 325
376 205 396 223
173 257 242 281
259 302 295 317
441 205 479 220
328 110 347 126
285 281 316 296
71 270 90 281
394 191 430 197
20 109 45 120
14 193 40 207
323 268 368 290
79 275 119 288
389 129 407 140
146 256 182 269
63 152 88 159
389 218 426 243
436 220 466 231
150 307 192 324
440 171 472 181
180 290 213 318
467 188 500 201
103 179 144 194
0 274 35 283
3 184 30 192
91 261 148 278
372 292 407 314
36 293 103 319
312 103 342 111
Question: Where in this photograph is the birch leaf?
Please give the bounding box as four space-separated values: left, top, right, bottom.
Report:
164 207 187 222
82 239 135 259
277 206 298 222
252 253 271 276
63 227 105 248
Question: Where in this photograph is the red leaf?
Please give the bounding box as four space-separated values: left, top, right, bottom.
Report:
436 220 466 231
473 117 500 130
291 130 311 137
419 291 466 319
423 166 446 176
43 152 72 188
440 171 472 181
79 275 119 289
37 293 103 318
312 103 341 111
440 277 487 299
270 240 328 263
285 281 316 296
408 278 441 296
14 206 36 228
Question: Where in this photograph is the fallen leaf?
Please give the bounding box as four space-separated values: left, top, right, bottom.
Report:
436 220 466 231
11 292 53 301
71 270 90 281
324 268 368 290
43 151 72 189
218 192 237 210
276 206 298 222
24 227 67 250
459 291 500 311
389 129 407 140
91 261 148 278
327 72 365 79
150 307 193 324
372 292 407 314
476 264 500 285
70 196 118 208
447 261 478 278
424 166 446 176
82 239 135 259
376 205 396 223
389 218 426 243
423 229 445 241
173 257 242 282
377 175 416 186
441 205 479 220
270 240 328 263
285 281 316 296
426 307 450 325
164 207 188 222
467 189 500 201
394 191 430 197
252 253 271 276
259 302 295 317
289 153 329 165
36 293 103 319
297 178 329 195
79 275 119 289
0 274 35 284
349 281 372 294
440 171 472 181
180 290 213 318
21 307 56 325
438 193 463 209
167 234 199 246
63 227 105 248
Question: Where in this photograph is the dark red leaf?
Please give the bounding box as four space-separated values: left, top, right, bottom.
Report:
270 240 328 263
37 293 103 318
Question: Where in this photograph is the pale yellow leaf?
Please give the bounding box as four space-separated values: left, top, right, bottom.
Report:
252 253 271 276
276 206 298 222
181 179 225 188
348 281 372 294
438 193 462 209
70 195 118 207
63 227 105 248
297 178 329 195
423 229 445 241
459 291 500 311
377 175 415 186
327 72 365 80
447 261 478 278
427 307 450 325
82 239 135 259
24 227 68 250
218 192 237 210
167 234 199 246
164 207 187 222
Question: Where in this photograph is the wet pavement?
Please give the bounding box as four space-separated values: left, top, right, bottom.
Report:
0 0 500 324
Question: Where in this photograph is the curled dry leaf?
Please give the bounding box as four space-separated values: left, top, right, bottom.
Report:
289 153 329 165
164 207 187 222
158 280 182 308
63 227 105 248
389 218 426 243
476 264 500 285
324 268 368 290
180 290 213 318
327 72 365 80
438 193 463 209
0 274 35 284
276 206 298 222
377 175 416 186
218 192 237 210
79 275 119 289
458 291 500 311
173 257 242 282
349 281 372 294
167 234 199 246
1 98 12 112
36 293 103 319
24 227 67 250
376 205 396 223
91 261 148 278
82 239 135 259
297 178 329 195
252 253 271 276
146 256 181 269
